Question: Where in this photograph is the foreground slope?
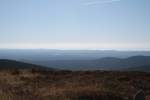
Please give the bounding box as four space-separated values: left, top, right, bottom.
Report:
0 70 150 100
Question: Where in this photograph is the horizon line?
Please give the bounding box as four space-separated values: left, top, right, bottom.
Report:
0 43 150 51
0 48 150 51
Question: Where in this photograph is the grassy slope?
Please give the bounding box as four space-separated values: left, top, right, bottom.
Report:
0 70 150 100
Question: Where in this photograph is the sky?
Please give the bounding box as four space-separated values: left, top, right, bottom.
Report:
0 0 150 50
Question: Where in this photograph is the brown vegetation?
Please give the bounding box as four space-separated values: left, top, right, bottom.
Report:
0 69 150 100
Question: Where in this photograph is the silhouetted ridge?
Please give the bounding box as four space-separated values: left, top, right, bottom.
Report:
0 59 55 70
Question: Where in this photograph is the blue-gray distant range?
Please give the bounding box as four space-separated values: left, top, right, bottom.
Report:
0 49 150 72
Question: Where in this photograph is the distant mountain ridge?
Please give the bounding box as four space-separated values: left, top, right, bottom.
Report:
0 55 150 72
22 55 150 71
94 55 150 70
0 59 55 70
1 49 150 60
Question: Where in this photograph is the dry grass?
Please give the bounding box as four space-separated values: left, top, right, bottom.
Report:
0 69 150 100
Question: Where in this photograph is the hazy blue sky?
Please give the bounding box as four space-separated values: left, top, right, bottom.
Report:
0 0 150 50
